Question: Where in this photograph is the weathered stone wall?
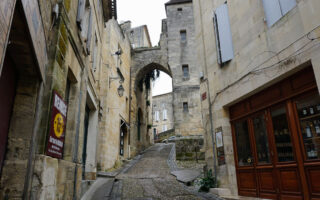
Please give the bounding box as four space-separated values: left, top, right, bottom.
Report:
193 0 320 195
98 19 132 170
175 136 205 161
152 92 174 134
166 1 204 137
121 21 152 48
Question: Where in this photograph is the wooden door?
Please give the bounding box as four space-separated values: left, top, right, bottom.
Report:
250 112 278 199
268 104 304 199
0 57 16 175
293 91 320 199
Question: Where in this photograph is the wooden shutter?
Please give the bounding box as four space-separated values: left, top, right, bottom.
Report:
262 0 282 27
214 3 234 64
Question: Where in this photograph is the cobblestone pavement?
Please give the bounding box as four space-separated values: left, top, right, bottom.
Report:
108 143 221 200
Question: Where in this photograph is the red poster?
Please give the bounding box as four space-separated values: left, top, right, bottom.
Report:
46 91 67 159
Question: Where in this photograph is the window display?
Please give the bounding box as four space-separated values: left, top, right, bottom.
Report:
235 120 253 166
252 115 270 164
296 94 320 160
271 107 294 162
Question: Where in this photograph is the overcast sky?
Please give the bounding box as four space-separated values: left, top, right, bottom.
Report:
117 0 173 96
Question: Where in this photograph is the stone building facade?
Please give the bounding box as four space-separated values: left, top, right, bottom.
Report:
152 92 174 137
165 0 204 137
98 18 132 170
121 21 152 48
193 0 320 199
0 0 117 199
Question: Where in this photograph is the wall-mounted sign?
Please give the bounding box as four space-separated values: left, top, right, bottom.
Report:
215 127 225 166
46 91 67 159
201 92 207 101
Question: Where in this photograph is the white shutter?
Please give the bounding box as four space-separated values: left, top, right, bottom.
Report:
262 0 282 27
214 3 234 64
279 0 296 15
163 109 167 120
86 9 93 54
76 0 86 28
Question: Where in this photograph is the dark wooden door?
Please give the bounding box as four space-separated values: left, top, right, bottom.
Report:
0 58 16 175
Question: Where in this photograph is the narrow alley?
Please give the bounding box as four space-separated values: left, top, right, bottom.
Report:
91 144 219 200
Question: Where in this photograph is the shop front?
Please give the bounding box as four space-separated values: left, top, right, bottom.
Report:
230 66 320 199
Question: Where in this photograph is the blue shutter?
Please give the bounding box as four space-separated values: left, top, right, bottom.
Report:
86 9 93 55
76 0 86 28
279 0 297 15
262 0 282 27
214 4 234 64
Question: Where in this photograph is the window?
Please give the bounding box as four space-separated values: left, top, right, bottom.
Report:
234 120 253 166
155 111 160 121
183 102 188 112
177 8 182 11
182 65 189 78
262 0 297 27
163 109 167 120
180 30 186 42
213 3 234 65
162 125 167 132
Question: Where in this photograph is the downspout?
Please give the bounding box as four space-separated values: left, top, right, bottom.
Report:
198 1 218 186
73 69 85 200
23 81 44 199
128 63 132 158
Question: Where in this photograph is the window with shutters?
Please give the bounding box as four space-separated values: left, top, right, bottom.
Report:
162 125 167 132
163 109 167 120
92 33 98 72
262 0 297 27
77 0 92 54
155 111 160 121
213 3 234 65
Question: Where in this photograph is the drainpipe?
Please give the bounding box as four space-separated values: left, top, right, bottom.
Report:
197 1 218 187
73 70 84 200
128 66 132 158
23 81 44 199
206 79 218 187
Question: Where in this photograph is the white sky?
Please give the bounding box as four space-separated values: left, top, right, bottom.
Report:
117 0 173 96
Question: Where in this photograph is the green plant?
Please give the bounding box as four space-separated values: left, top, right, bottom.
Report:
147 124 152 129
146 100 150 106
198 169 216 192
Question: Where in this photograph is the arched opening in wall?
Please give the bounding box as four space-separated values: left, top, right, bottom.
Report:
133 63 173 146
0 2 43 198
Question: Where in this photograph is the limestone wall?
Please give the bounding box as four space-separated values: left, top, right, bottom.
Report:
193 0 320 195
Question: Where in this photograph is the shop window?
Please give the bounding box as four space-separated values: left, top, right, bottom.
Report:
213 3 234 65
180 30 186 42
252 115 270 164
296 94 320 160
183 102 188 112
271 106 294 162
262 0 297 27
234 120 253 166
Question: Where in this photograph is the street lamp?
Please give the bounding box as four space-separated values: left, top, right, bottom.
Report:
117 84 124 97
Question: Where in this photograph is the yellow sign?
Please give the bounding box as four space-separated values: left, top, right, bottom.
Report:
54 113 64 138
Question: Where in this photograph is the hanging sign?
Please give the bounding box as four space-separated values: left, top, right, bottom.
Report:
215 127 225 166
46 91 67 159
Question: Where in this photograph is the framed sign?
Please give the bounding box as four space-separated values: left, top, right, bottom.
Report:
215 127 225 166
46 91 67 159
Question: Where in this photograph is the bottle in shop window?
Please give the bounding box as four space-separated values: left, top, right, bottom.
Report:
306 124 312 138
314 120 320 135
302 107 308 116
310 106 315 115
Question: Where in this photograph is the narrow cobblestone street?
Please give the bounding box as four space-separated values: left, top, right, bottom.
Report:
98 144 218 200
